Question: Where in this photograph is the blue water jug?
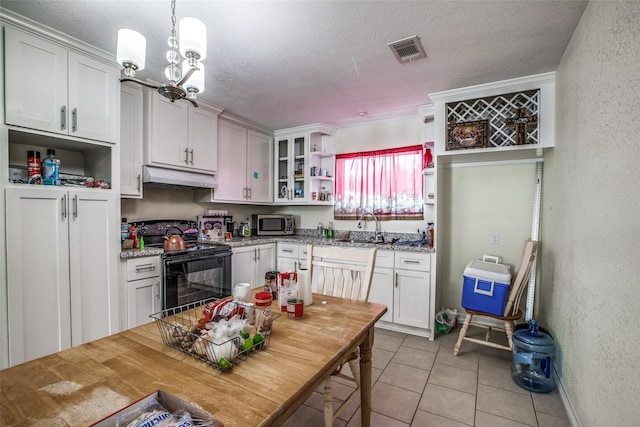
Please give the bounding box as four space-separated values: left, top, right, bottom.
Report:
511 319 556 393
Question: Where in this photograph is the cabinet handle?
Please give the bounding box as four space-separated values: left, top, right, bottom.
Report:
282 249 294 253
137 174 141 192
155 281 160 301
135 263 156 273
247 187 252 200
73 195 78 218
71 108 77 132
402 260 420 264
256 248 260 261
61 195 67 219
189 149 194 165
184 148 189 164
60 106 66 131
395 272 398 288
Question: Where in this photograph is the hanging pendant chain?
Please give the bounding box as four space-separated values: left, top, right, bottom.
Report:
170 0 177 39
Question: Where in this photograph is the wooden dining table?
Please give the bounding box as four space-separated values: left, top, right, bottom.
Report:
0 292 387 426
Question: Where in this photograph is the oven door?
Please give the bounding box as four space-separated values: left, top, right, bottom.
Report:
163 251 232 310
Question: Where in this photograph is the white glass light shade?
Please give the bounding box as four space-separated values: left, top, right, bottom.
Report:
183 61 205 94
179 17 207 60
116 29 146 70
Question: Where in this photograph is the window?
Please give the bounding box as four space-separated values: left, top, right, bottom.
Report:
333 145 423 220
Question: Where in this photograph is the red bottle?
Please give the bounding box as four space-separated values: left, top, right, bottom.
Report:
423 148 433 169
128 226 139 249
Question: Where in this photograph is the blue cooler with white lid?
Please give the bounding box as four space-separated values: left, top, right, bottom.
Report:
461 255 511 316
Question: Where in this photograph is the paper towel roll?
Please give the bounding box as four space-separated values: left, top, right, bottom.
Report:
298 268 313 306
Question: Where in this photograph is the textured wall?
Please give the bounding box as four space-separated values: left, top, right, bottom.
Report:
541 2 640 425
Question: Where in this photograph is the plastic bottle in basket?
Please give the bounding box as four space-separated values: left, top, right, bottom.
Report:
511 319 556 393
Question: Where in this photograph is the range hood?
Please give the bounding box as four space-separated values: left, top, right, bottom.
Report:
142 166 218 189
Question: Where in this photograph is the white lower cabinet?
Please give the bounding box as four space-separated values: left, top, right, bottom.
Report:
125 256 161 328
277 242 308 272
368 250 394 323
232 244 275 289
369 250 435 339
5 187 119 365
394 267 431 328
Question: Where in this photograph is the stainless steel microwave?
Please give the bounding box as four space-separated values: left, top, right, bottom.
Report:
252 214 295 236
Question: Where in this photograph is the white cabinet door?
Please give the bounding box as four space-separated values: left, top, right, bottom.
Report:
127 277 161 328
214 120 248 201
393 269 431 328
189 106 218 172
67 190 119 345
120 83 143 197
4 27 68 134
278 257 298 273
254 244 275 288
67 51 119 143
274 133 308 204
146 93 190 168
232 246 254 285
6 188 72 365
369 268 394 323
247 130 273 203
232 244 276 288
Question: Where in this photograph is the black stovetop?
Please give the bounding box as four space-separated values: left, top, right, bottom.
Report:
130 219 231 257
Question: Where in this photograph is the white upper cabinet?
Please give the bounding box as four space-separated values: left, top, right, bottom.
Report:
120 83 144 198
143 91 221 173
202 117 273 203
4 27 119 144
273 124 336 205
428 72 556 164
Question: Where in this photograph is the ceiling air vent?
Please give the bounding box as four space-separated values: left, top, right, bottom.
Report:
388 35 426 63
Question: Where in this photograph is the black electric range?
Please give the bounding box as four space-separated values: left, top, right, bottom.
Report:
130 219 232 309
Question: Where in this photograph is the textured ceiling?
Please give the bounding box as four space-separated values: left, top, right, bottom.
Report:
1 1 587 130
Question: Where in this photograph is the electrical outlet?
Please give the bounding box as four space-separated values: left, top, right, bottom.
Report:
490 233 500 244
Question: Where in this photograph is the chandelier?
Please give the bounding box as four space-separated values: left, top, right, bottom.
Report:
116 0 206 106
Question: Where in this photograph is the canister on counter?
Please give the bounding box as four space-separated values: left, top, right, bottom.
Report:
287 298 304 319
265 271 278 299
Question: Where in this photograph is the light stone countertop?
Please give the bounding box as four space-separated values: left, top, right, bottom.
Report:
120 235 434 259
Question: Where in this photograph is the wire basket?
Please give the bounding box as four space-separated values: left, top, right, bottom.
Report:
150 298 279 372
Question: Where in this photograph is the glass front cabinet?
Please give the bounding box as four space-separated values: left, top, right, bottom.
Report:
274 124 335 205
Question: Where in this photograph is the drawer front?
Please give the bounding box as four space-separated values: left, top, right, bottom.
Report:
394 252 430 272
126 256 161 281
374 250 395 269
277 242 299 258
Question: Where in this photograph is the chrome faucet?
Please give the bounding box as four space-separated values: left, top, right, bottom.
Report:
358 211 384 243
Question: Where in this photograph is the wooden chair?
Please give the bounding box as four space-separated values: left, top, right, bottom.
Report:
306 244 377 427
453 239 538 356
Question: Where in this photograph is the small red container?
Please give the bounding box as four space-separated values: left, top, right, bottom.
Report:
255 291 273 307
287 298 304 319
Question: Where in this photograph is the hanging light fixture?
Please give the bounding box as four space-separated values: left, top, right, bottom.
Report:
116 0 206 106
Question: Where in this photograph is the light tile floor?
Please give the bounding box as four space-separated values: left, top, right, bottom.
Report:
283 327 569 427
